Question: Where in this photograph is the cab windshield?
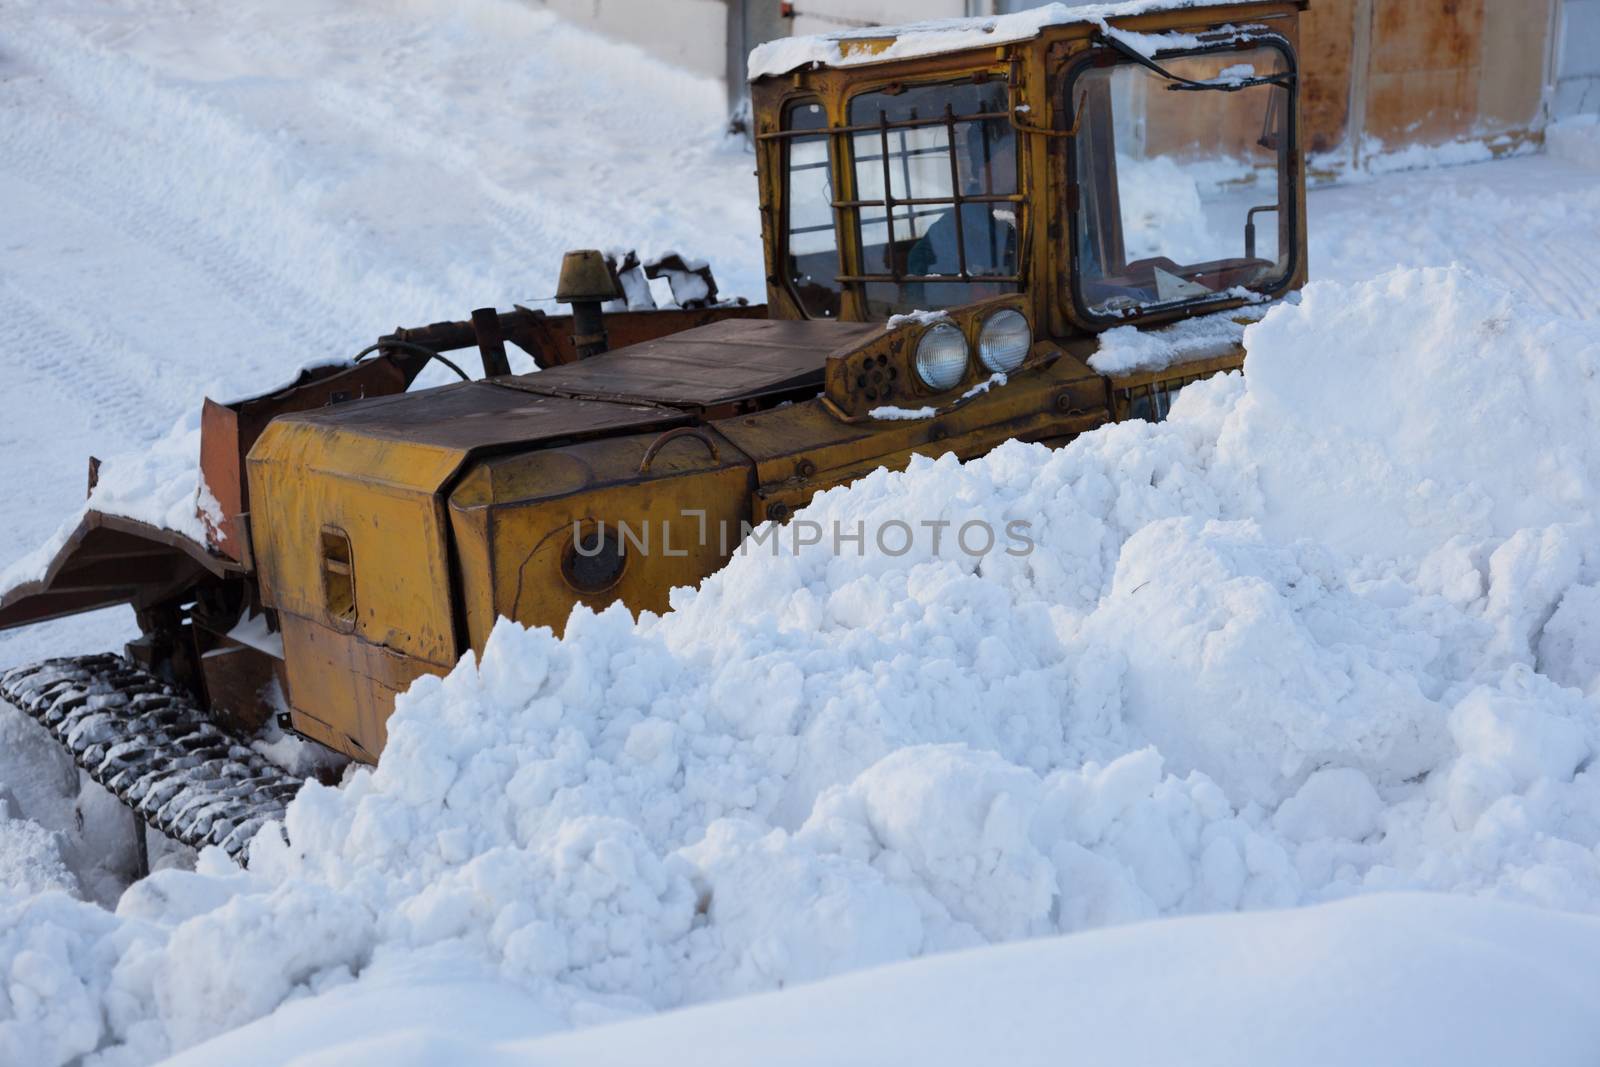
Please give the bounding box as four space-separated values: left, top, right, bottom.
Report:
1070 40 1295 321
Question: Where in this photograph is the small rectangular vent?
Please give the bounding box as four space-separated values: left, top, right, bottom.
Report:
320 526 356 628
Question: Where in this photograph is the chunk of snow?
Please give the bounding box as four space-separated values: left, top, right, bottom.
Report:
1089 305 1266 375
869 403 938 420
886 309 950 330
0 410 211 593
1548 114 1600 169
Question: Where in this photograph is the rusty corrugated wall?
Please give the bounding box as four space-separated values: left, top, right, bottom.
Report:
1300 0 1559 173
777 0 1569 168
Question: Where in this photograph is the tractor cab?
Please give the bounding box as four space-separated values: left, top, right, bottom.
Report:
750 1 1305 335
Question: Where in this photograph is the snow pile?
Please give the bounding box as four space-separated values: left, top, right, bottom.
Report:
1089 303 1268 375
0 704 146 907
1229 267 1600 560
0 411 209 593
395 895 1600 1067
3 265 1600 1064
0 820 77 898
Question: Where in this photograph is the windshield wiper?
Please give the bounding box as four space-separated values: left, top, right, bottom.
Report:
1096 32 1294 92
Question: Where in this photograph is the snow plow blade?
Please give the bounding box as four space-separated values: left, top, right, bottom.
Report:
0 654 303 860
0 512 239 631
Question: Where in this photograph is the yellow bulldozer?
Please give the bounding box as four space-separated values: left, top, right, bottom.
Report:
0 0 1308 859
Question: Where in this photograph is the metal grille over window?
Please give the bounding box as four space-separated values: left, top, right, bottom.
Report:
782 100 843 319
846 80 1021 318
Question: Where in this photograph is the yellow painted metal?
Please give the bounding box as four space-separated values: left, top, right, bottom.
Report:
248 416 472 757
725 300 1110 521
448 430 754 644
278 614 438 761
249 418 464 663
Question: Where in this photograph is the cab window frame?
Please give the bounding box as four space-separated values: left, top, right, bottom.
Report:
776 94 846 320
1060 32 1301 329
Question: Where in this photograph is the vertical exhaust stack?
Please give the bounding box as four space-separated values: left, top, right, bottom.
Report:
555 249 624 359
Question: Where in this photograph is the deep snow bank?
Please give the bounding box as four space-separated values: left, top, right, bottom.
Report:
5 265 1600 1065
421 895 1600 1067
156 894 1600 1067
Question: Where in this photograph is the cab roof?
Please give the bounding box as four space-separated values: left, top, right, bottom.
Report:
747 0 1287 80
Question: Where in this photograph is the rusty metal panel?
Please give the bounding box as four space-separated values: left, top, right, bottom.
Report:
1300 0 1358 154
505 318 881 408
272 380 686 454
0 513 237 631
1296 0 1556 165
1364 0 1486 146
1478 0 1554 129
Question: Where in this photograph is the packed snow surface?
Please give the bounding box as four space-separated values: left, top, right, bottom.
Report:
296 895 1599 1067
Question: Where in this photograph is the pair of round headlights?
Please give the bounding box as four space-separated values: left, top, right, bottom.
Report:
912 309 1032 392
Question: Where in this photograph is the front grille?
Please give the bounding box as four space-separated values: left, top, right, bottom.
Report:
1118 369 1209 423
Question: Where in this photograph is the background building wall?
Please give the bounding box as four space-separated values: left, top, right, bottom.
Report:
529 0 729 81
1301 0 1559 172
543 0 1596 152
1557 0 1600 115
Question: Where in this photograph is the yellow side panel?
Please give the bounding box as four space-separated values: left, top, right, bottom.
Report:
450 431 755 645
249 418 465 666
280 614 442 762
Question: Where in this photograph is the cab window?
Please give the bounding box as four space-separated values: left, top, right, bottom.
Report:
1070 41 1295 321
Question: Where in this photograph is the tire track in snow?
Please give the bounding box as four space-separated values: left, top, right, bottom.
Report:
0 282 160 445
1 19 454 379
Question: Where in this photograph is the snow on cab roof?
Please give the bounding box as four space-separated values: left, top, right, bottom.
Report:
748 0 1266 80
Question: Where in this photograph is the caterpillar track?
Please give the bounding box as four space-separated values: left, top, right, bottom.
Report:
0 654 304 861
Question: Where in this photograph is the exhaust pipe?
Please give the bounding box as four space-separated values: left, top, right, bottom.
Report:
555 249 623 359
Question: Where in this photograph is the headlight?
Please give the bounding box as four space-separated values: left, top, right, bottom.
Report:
978 309 1031 373
914 323 969 391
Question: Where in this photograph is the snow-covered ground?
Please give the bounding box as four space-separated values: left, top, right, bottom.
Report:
4 1 1600 1064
